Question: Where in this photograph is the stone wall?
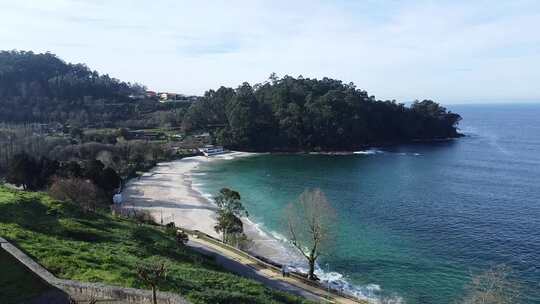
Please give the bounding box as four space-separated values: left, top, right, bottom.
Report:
0 237 190 304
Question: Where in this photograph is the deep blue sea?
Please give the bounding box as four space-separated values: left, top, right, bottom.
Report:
193 104 540 303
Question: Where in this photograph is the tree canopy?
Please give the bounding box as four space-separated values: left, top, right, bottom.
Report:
0 50 189 128
184 75 462 151
213 188 248 245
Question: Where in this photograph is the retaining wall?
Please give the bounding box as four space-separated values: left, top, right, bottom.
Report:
0 237 190 304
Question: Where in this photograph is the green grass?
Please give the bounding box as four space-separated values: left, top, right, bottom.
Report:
0 187 311 304
0 248 53 304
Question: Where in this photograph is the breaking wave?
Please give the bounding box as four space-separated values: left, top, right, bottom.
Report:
354 149 385 155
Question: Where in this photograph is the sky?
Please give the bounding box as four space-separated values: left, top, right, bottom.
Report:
1 0 539 104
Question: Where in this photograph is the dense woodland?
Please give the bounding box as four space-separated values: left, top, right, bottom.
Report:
0 50 188 128
184 75 462 151
0 123 180 190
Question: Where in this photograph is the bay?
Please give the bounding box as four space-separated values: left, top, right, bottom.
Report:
193 103 540 303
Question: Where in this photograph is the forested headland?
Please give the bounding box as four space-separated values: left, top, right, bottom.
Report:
0 50 463 186
183 75 462 151
1 50 461 152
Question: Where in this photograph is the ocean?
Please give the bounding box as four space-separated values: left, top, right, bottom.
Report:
192 103 540 303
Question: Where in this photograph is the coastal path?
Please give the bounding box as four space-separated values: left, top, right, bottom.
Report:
185 233 366 304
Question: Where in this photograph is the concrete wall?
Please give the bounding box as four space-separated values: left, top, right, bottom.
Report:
0 237 190 304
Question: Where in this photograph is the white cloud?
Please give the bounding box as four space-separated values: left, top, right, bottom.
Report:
0 0 539 103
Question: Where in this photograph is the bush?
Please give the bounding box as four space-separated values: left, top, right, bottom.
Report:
49 177 108 212
132 209 155 225
176 230 189 246
165 222 177 237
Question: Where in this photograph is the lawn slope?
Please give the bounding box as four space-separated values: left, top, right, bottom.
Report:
0 187 310 304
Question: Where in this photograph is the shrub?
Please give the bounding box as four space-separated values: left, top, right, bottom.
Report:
49 177 108 212
136 257 169 304
164 223 177 238
176 230 189 246
132 209 155 225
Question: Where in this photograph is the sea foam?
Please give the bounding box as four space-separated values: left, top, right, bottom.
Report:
354 149 385 155
247 222 403 304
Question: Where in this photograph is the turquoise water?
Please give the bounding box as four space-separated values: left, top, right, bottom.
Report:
192 104 540 303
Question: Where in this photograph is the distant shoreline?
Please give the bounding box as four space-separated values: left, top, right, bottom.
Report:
230 135 464 154
236 133 468 155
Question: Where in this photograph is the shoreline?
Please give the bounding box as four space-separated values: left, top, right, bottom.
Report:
122 151 305 267
122 151 389 302
231 134 463 155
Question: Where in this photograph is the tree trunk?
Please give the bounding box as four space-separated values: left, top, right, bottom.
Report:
308 258 316 280
152 285 157 304
222 228 228 243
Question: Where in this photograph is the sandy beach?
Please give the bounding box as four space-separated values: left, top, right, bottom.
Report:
122 152 304 266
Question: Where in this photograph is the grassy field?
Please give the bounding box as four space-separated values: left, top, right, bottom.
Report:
0 186 311 304
0 248 54 304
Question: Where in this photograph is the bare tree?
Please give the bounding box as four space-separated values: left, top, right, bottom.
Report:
136 258 168 304
461 265 520 304
284 188 336 280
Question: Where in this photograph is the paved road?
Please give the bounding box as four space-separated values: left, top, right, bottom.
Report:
188 240 325 302
187 238 364 304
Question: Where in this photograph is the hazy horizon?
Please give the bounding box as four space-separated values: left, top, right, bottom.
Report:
1 0 539 104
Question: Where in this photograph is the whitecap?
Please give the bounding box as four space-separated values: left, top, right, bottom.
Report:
354 149 385 155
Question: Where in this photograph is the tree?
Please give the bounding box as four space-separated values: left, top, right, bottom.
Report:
6 153 38 190
69 127 83 140
225 83 258 148
58 161 82 178
284 188 336 280
176 230 189 246
82 159 105 184
214 211 244 244
213 188 248 244
213 188 248 217
118 128 130 140
183 75 462 151
98 167 121 194
80 159 121 196
36 157 59 189
49 177 108 212
136 258 168 304
461 265 520 304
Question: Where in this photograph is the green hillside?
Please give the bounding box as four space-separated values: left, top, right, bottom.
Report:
0 187 310 304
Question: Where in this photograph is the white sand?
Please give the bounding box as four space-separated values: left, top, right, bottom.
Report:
122 151 304 265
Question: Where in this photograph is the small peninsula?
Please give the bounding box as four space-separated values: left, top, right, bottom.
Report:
183 75 462 152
